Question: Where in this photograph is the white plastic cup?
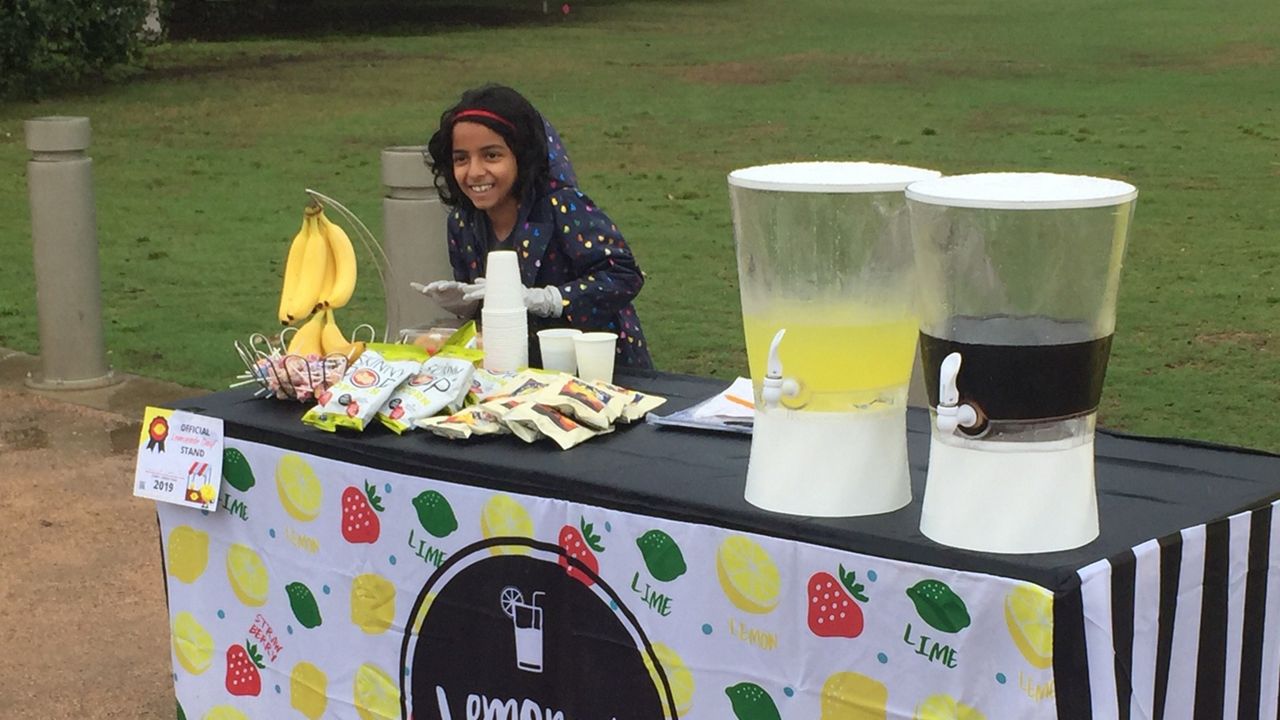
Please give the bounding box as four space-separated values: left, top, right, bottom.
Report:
481 306 528 372
484 250 525 310
537 328 582 374
574 332 617 383
481 307 528 329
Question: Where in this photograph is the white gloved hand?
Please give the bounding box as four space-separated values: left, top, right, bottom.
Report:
410 280 479 318
459 278 563 318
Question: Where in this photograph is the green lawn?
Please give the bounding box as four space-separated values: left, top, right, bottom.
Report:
1 0 1278 450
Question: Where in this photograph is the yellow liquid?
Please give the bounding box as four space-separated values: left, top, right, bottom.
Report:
743 307 918 411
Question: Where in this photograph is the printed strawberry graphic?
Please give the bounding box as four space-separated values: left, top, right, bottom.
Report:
341 481 383 544
558 517 604 586
807 564 869 638
224 640 264 696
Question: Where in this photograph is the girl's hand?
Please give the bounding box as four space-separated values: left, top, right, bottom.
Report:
456 278 563 318
410 280 479 318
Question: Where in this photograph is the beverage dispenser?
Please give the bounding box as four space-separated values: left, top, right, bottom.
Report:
905 172 1137 553
729 162 941 517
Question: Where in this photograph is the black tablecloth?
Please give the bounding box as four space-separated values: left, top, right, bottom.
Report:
177 370 1280 591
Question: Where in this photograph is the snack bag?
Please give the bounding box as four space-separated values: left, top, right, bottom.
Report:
591 380 668 423
503 403 608 450
479 397 543 443
467 368 519 405
444 320 478 350
376 348 480 434
485 371 567 403
536 376 628 430
416 405 508 440
302 344 426 432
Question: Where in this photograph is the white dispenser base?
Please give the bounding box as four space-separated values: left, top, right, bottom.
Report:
744 406 911 517
920 435 1099 554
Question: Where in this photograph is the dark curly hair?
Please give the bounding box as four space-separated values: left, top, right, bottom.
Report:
425 84 550 210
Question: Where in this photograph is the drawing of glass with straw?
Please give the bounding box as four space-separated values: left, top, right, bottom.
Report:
501 587 545 673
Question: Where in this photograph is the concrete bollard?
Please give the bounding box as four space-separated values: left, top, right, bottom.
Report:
24 117 119 390
380 146 453 336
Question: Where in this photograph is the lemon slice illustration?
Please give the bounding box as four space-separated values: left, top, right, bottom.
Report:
290 661 328 720
716 535 780 614
226 544 269 607
643 642 694 718
820 671 888 720
276 453 323 522
203 707 248 720
352 573 396 635
354 662 399 720
913 693 986 720
167 526 209 584
480 494 533 556
171 611 214 675
1005 583 1053 669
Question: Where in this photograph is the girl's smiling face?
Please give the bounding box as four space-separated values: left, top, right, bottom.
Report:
451 121 518 215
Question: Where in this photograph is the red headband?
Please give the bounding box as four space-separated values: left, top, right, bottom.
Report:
452 109 516 131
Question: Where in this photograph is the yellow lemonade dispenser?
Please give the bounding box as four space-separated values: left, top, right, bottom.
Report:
905 172 1137 553
729 162 941 517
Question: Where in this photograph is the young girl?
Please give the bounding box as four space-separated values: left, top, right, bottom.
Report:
416 84 653 370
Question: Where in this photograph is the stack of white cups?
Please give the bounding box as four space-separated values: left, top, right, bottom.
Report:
480 251 528 372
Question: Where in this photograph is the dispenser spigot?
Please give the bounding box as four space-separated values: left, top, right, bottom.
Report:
936 352 981 434
761 328 800 408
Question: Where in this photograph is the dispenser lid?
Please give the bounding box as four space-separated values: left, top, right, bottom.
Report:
905 172 1138 210
728 162 942 193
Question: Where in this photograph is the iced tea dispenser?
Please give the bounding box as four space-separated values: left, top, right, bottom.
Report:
905 172 1137 553
729 162 941 516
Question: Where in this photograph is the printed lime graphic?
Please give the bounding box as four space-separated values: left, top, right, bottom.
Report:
171 611 214 675
821 671 888 720
716 535 780 614
913 694 986 720
643 642 694 717
167 525 209 584
290 661 328 720
413 490 458 538
1005 584 1053 669
637 529 687 582
203 707 248 720
177 701 186 720
480 494 533 556
276 453 322 522
906 579 971 634
726 681 781 720
286 581 322 628
226 544 269 607
351 573 396 635
353 662 399 720
223 447 255 492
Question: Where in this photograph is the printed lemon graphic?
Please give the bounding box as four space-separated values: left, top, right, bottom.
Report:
353 662 399 720
480 494 533 556
716 535 780 613
226 544 269 607
411 592 438 634
1005 583 1053 669
351 573 396 635
913 694 985 720
643 642 694 717
290 661 328 720
276 453 323 522
171 611 214 675
203 707 248 720
821 671 888 720
167 526 209 584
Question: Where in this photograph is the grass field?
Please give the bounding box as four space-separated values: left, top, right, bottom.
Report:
0 0 1277 450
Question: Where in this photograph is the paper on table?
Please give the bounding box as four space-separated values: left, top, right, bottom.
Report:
691 376 755 421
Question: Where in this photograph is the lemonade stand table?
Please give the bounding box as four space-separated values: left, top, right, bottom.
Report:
155 372 1280 720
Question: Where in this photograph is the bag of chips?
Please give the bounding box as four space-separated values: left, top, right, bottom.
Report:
502 402 609 450
486 371 567 403
536 376 628 430
591 381 668 423
416 405 509 440
467 368 519 405
302 344 426 432
376 348 481 434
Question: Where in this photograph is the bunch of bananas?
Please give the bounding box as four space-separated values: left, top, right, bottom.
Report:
278 203 361 359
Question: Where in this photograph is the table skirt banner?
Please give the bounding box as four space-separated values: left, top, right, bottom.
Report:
158 439 1062 720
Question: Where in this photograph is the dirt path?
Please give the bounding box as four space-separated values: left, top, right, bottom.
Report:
0 385 188 718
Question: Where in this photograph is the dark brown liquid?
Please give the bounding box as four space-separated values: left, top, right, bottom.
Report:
920 317 1113 421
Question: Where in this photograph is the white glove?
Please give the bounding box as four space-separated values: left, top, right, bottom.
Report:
410 280 480 318
460 278 563 318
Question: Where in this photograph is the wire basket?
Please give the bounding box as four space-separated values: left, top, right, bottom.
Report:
231 324 377 401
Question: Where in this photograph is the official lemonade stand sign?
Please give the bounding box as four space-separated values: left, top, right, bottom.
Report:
158 439 1060 719
134 407 224 510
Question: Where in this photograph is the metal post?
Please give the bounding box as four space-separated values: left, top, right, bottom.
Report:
24 116 118 390
380 145 452 336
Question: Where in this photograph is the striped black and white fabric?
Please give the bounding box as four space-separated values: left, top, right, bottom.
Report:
1058 499 1280 719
